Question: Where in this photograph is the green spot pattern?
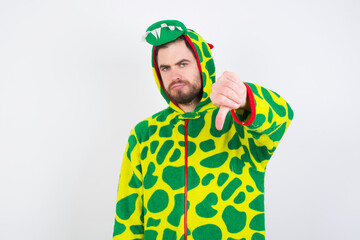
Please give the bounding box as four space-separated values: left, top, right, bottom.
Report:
249 213 265 231
144 162 158 189
188 117 205 138
150 141 159 154
188 166 200 191
222 205 247 233
228 133 241 150
221 178 242 201
162 166 184 190
192 224 222 240
230 157 245 175
147 190 169 213
261 87 286 117
147 217 161 227
217 173 229 187
113 221 126 236
202 42 211 58
200 152 229 168
135 120 149 142
130 225 144 234
141 146 148 160
163 228 177 239
252 233 265 240
169 148 181 162
157 140 174 164
167 194 188 227
116 193 138 220
202 173 215 186
249 167 265 193
144 230 158 240
195 193 218 218
127 135 137 159
129 173 142 189
200 139 216 152
246 185 254 193
234 191 246 204
193 43 203 63
249 194 264 212
159 124 173 138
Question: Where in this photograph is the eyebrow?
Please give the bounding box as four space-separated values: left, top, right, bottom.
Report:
159 59 190 69
175 59 190 65
159 64 169 69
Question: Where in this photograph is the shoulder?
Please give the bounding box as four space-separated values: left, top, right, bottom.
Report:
131 107 175 143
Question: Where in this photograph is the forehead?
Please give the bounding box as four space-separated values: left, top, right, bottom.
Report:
157 40 195 65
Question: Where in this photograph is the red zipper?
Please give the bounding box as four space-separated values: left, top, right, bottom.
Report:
184 119 189 240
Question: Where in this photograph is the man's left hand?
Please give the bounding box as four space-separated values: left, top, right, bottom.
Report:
210 71 249 131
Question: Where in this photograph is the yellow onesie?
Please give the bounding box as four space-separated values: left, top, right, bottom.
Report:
113 20 293 240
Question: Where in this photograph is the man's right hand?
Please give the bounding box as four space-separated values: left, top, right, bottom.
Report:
209 71 249 131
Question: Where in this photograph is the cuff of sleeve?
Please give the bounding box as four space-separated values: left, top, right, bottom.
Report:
230 82 256 126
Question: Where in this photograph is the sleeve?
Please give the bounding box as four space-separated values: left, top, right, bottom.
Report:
113 129 144 240
230 82 294 170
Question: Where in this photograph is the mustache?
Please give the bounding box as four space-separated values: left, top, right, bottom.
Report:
169 80 189 89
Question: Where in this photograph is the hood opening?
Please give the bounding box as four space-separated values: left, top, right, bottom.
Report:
152 35 204 113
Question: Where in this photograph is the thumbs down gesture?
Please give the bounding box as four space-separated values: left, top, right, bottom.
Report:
210 71 250 131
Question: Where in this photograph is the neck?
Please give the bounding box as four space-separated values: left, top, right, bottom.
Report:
178 96 201 113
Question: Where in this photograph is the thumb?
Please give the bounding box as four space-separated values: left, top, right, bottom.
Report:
215 106 231 131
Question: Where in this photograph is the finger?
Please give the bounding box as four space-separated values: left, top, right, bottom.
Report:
214 85 241 105
222 71 241 85
211 93 240 109
216 106 231 131
216 74 244 100
217 78 240 93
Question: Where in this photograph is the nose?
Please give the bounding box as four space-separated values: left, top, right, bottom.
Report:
171 68 182 81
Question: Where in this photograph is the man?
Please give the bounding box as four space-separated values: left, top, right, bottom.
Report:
113 20 293 240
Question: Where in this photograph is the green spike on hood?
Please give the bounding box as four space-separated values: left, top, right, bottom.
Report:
145 20 187 46
145 20 216 113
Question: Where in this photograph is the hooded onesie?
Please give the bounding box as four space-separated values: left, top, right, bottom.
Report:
113 20 294 240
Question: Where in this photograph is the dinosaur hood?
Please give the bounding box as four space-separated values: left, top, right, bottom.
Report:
144 20 216 113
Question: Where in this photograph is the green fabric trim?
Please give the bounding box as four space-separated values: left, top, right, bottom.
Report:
145 20 187 46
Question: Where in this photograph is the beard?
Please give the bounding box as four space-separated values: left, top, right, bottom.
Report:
166 80 203 105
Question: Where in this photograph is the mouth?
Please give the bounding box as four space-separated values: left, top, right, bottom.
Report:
170 81 187 90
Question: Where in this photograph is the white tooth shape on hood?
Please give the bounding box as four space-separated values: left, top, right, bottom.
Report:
155 28 161 39
151 29 158 39
142 31 150 41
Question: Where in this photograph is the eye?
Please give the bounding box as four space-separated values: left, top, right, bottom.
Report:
180 62 187 67
161 66 169 72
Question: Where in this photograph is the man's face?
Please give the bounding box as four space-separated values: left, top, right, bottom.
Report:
157 39 202 105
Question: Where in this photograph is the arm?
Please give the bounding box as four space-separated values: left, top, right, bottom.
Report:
231 82 294 170
113 129 144 239
210 72 293 170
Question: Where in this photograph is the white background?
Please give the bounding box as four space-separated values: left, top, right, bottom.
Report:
1 0 359 239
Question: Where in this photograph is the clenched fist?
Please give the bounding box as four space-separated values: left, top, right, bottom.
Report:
210 71 250 130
